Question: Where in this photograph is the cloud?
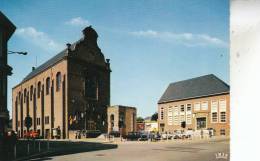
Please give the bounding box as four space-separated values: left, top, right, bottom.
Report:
15 27 63 52
65 17 90 27
130 30 228 48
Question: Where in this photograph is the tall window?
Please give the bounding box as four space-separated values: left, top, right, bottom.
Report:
194 102 200 111
24 89 27 103
173 106 179 125
160 107 164 120
84 76 98 99
168 107 173 125
45 116 50 124
211 101 218 123
219 99 227 123
56 72 61 91
30 85 33 101
46 77 50 95
37 82 41 98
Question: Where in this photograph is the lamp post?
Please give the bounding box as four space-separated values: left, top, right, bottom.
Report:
0 11 16 160
8 51 27 55
0 11 27 160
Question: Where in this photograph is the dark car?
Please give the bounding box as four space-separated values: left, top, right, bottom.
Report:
83 130 102 138
126 132 141 141
109 131 121 137
138 134 149 141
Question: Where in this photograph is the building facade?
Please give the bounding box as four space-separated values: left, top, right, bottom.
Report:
12 26 111 139
158 74 230 136
107 105 136 136
144 121 158 132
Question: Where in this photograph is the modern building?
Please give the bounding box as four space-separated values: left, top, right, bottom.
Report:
144 121 158 132
12 26 111 139
158 74 230 136
107 105 136 136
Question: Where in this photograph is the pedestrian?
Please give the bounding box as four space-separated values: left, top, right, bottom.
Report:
201 129 204 139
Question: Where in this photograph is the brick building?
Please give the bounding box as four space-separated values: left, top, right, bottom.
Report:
12 26 111 139
107 105 136 136
158 74 230 136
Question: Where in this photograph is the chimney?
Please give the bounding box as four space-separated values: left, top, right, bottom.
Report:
66 43 71 52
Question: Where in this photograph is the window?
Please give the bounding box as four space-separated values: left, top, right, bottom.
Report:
45 116 49 124
37 82 41 98
212 112 218 123
186 114 192 124
220 129 226 135
168 107 173 125
219 100 227 112
220 112 226 122
187 104 192 111
194 103 200 111
84 76 98 99
201 102 208 110
56 72 61 91
211 101 218 123
46 77 50 95
180 105 185 112
36 118 41 125
180 115 185 124
30 86 33 101
173 106 179 125
160 107 164 120
211 101 218 112
24 89 27 103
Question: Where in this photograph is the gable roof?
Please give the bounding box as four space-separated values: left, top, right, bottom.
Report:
158 74 229 104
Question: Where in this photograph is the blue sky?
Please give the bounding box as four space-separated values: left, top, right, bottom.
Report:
0 0 229 118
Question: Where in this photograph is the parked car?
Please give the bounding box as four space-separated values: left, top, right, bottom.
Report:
138 134 149 141
82 130 102 138
109 131 121 137
126 132 141 141
161 133 173 140
24 130 40 139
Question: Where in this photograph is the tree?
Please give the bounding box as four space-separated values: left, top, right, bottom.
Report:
151 112 158 121
136 117 144 123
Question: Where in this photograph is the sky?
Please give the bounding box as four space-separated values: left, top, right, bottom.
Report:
0 0 229 118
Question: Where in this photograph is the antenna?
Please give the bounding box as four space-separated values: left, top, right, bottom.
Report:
35 56 38 67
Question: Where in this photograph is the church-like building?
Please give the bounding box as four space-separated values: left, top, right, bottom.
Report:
12 26 111 139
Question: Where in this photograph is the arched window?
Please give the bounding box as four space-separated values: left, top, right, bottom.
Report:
110 114 114 128
56 72 61 91
84 76 98 99
46 77 50 95
30 85 33 101
37 81 41 98
24 89 27 103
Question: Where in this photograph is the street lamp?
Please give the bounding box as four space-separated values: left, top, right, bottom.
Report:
8 51 28 55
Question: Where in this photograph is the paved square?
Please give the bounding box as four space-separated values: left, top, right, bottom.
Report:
30 139 229 161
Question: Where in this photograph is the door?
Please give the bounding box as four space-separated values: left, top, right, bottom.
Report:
196 117 206 129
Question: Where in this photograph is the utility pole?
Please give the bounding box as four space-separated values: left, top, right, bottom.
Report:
0 11 16 160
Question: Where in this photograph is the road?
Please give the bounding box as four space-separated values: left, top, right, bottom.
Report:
30 139 229 161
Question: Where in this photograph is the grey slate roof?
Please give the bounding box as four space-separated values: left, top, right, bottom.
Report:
20 39 82 84
158 74 229 104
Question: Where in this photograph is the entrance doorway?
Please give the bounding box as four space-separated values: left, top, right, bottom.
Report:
196 117 206 129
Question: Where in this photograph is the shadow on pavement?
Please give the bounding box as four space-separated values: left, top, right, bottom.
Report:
24 140 118 161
